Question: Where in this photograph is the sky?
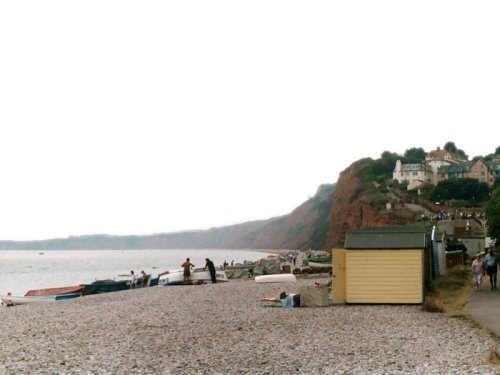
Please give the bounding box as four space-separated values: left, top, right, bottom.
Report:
1 1 499 241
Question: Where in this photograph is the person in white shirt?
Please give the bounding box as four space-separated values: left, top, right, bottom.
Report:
130 270 137 289
471 254 484 291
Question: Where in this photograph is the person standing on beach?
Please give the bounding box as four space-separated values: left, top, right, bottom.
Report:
205 258 217 283
472 254 483 291
130 270 137 289
182 258 194 285
140 270 150 288
484 248 498 290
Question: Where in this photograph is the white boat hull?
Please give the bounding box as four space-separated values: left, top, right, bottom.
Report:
192 269 228 283
255 274 297 283
159 268 228 285
159 269 184 285
308 261 332 268
1 293 81 306
1 295 56 305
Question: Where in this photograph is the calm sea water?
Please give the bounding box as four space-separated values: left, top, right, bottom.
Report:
0 249 272 296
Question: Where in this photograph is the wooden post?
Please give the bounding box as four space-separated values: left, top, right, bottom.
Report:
332 248 346 304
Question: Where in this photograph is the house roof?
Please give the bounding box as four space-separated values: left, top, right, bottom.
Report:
345 226 431 249
427 149 451 160
486 159 500 171
427 149 466 162
438 163 471 174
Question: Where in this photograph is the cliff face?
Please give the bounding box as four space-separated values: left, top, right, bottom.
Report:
0 184 336 250
0 158 419 251
326 161 403 248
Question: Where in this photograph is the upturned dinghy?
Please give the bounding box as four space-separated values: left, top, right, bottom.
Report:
254 274 297 283
1 292 82 306
159 268 228 285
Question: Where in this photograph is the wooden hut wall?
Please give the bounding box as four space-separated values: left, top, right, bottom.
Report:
346 249 424 304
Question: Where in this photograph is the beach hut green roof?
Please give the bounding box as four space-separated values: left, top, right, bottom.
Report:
344 226 431 249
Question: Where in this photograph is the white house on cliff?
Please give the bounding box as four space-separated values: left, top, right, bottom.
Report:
392 160 433 190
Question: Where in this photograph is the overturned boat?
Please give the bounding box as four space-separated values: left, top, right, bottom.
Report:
1 292 82 306
25 285 85 297
80 279 129 295
159 268 228 285
255 274 297 283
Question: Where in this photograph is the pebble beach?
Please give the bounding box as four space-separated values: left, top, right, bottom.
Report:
1 278 499 375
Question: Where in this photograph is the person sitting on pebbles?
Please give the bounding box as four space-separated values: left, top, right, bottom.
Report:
279 287 287 308
315 271 333 288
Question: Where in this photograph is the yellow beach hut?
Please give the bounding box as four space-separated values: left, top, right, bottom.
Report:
334 226 432 304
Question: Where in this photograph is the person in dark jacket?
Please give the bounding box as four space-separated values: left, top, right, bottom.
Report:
205 258 217 283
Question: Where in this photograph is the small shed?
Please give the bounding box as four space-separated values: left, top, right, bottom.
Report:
341 226 432 304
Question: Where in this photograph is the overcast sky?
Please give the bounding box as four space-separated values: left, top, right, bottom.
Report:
1 1 499 241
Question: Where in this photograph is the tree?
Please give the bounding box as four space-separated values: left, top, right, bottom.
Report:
371 151 399 178
486 188 500 244
457 149 468 160
444 141 468 160
430 178 489 202
444 141 457 153
495 146 500 157
404 147 426 163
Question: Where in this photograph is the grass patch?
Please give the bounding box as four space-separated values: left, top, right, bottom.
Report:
424 266 473 315
488 346 500 365
421 298 444 313
449 314 467 319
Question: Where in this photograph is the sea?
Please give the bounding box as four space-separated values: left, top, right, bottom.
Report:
0 249 274 296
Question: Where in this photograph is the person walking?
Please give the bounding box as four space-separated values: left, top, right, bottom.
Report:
182 258 195 285
472 254 483 291
484 248 499 290
205 258 217 283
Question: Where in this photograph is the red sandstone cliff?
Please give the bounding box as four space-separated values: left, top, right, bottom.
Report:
326 161 404 248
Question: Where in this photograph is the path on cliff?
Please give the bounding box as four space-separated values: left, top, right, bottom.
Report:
404 203 434 216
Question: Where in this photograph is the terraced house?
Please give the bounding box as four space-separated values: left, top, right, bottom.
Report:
438 158 500 187
394 147 500 190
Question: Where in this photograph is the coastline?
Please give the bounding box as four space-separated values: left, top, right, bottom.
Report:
0 278 497 374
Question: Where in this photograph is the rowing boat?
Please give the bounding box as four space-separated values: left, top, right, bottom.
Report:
159 268 228 285
1 292 82 306
254 274 297 283
308 261 332 269
25 285 85 297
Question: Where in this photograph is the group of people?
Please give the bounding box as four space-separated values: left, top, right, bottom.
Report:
129 270 150 289
471 247 499 291
181 257 218 284
278 271 333 308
